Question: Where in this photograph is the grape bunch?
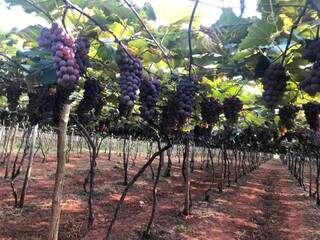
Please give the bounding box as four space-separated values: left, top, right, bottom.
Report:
200 97 223 125
75 36 90 75
139 76 160 123
223 96 243 124
278 105 299 130
38 22 80 89
262 63 287 108
160 97 178 133
5 83 22 112
76 78 102 118
300 62 320 96
302 39 320 62
27 91 40 126
27 86 56 125
117 51 142 116
193 125 212 141
303 102 320 131
174 78 197 125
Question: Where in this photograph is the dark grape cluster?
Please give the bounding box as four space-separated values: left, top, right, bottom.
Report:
117 51 142 116
193 125 212 141
75 36 90 75
223 96 243 124
5 83 22 112
160 97 178 133
300 62 320 96
278 105 299 130
303 102 320 131
76 78 102 120
38 22 80 89
200 97 223 125
302 39 320 62
139 76 160 123
26 86 56 125
262 63 287 108
174 78 197 125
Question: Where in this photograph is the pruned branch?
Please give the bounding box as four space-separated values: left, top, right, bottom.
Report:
281 1 309 65
188 0 199 80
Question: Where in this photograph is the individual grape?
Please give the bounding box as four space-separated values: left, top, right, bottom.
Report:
303 102 320 131
200 97 223 125
262 63 287 108
76 78 102 118
223 96 243 124
174 77 197 125
5 83 22 112
302 39 320 62
117 50 142 117
75 36 90 75
139 76 160 123
38 22 79 90
278 105 299 130
300 62 320 96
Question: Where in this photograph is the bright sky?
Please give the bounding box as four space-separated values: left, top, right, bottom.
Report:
0 0 258 32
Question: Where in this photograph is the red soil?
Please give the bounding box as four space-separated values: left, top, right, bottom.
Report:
0 153 320 240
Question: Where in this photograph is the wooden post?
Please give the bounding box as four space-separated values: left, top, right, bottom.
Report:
48 104 71 240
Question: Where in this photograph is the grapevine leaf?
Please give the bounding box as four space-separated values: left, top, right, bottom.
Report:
239 19 278 50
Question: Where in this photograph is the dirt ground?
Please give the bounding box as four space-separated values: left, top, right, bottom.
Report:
0 152 320 240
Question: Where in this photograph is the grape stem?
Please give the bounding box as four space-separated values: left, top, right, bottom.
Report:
24 0 54 22
122 0 173 73
61 5 69 33
62 0 133 59
281 1 309 66
188 0 200 80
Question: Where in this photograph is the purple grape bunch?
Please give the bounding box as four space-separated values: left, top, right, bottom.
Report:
200 97 223 125
174 78 197 125
278 105 298 130
38 22 80 89
262 63 287 108
303 102 320 131
302 39 320 62
223 96 243 124
117 51 143 116
139 76 160 123
300 62 320 96
76 78 102 115
75 36 90 75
